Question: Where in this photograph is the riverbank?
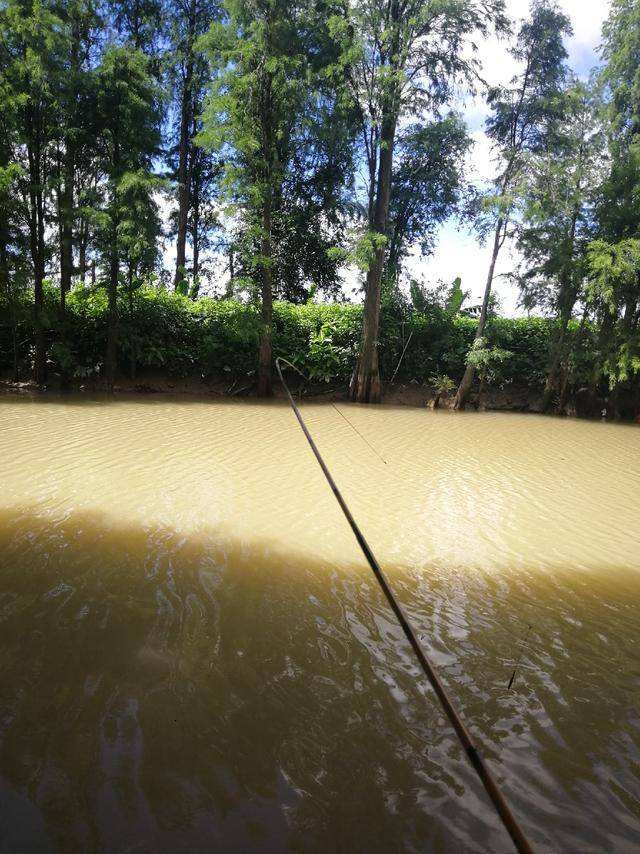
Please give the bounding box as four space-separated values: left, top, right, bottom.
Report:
3 369 633 421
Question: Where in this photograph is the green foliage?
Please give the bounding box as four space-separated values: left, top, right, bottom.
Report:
429 373 455 395
465 337 513 384
587 238 640 388
387 117 472 278
445 277 467 316
587 238 640 312
601 0 640 145
515 80 603 316
198 0 355 301
337 230 388 273
1 284 568 390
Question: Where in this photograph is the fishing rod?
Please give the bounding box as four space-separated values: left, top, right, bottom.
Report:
275 356 534 854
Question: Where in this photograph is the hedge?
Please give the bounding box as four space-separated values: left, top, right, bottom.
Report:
0 283 589 388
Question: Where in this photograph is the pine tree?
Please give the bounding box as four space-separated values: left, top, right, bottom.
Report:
93 46 161 388
516 81 603 412
199 0 355 395
335 0 508 404
0 0 67 383
453 0 572 409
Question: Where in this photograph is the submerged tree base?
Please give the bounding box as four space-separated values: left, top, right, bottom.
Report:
349 366 382 404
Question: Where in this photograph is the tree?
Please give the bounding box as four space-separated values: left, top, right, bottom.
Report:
54 0 99 314
336 0 508 404
601 0 640 148
185 134 222 296
94 46 161 388
199 0 355 395
464 337 512 407
166 0 221 292
515 80 603 411
385 114 471 286
0 0 67 383
118 168 163 375
0 61 29 382
583 0 640 415
108 0 164 53
453 0 571 410
587 238 640 404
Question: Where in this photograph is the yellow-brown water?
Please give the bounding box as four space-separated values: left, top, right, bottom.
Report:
1 395 639 853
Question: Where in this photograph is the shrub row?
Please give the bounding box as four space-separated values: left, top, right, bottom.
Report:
0 283 585 388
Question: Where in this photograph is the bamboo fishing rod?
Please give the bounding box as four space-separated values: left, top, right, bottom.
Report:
275 357 534 854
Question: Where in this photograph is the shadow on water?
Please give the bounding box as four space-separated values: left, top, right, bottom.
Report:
0 505 638 853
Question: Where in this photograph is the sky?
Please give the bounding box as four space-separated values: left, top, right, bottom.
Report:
405 0 612 317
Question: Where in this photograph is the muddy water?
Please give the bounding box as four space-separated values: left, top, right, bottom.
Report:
0 395 639 853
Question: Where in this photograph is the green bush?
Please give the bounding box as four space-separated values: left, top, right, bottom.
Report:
0 283 582 389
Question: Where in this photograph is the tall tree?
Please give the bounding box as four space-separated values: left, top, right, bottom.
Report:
453 0 571 409
587 238 640 407
108 0 164 53
0 56 29 382
167 0 221 292
199 0 354 395
94 46 161 389
185 130 222 296
385 115 471 287
55 0 99 314
338 0 508 403
0 0 67 383
515 80 603 411
584 0 640 413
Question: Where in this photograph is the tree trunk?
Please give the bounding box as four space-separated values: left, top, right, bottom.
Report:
453 217 504 410
541 302 573 413
541 203 581 413
60 25 80 314
27 116 47 385
128 263 136 379
350 1 400 404
60 147 74 313
33 262 46 384
173 0 196 291
79 219 87 285
191 209 200 297
350 107 397 404
192 227 199 283
105 245 119 390
257 195 273 397
256 26 276 399
590 307 613 396
0 227 18 382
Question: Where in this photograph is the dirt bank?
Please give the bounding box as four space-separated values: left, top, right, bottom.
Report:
5 365 640 421
0 368 611 419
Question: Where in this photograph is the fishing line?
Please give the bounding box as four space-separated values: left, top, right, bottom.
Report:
274 357 387 464
508 624 533 690
275 356 534 854
331 403 387 465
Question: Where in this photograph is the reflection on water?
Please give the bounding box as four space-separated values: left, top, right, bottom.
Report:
0 395 639 852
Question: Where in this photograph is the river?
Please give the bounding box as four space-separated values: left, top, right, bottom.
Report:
0 395 639 852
